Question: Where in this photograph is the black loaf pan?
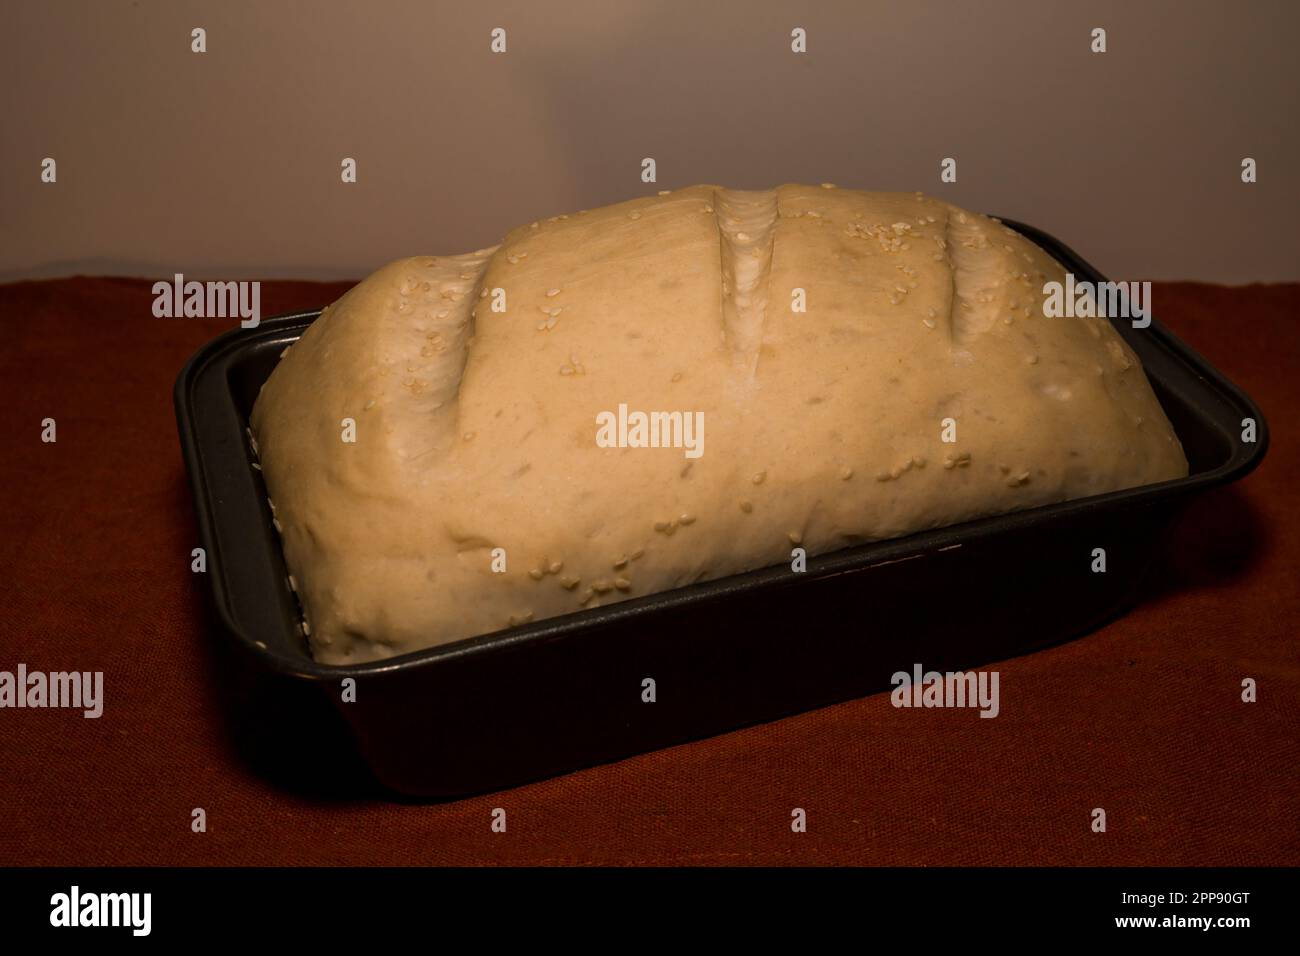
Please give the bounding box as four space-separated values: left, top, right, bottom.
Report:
174 220 1269 798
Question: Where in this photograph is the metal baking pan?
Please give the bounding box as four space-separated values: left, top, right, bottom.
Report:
174 219 1269 798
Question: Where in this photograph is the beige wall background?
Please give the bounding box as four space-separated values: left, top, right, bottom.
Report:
3 0 1296 284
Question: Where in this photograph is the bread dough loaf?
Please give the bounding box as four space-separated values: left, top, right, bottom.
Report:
250 185 1187 664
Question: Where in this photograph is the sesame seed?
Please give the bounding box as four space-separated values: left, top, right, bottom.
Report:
614 577 631 591
788 531 802 545
752 471 766 485
529 569 543 580
546 288 561 297
679 513 696 525
613 556 629 570
658 189 671 195
840 467 853 480
820 183 837 189
629 211 641 220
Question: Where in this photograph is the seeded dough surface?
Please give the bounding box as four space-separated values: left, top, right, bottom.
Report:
250 185 1188 664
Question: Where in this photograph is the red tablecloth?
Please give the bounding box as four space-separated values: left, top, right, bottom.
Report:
1 277 1296 865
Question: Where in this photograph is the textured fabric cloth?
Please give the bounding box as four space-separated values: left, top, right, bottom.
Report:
0 276 1295 866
